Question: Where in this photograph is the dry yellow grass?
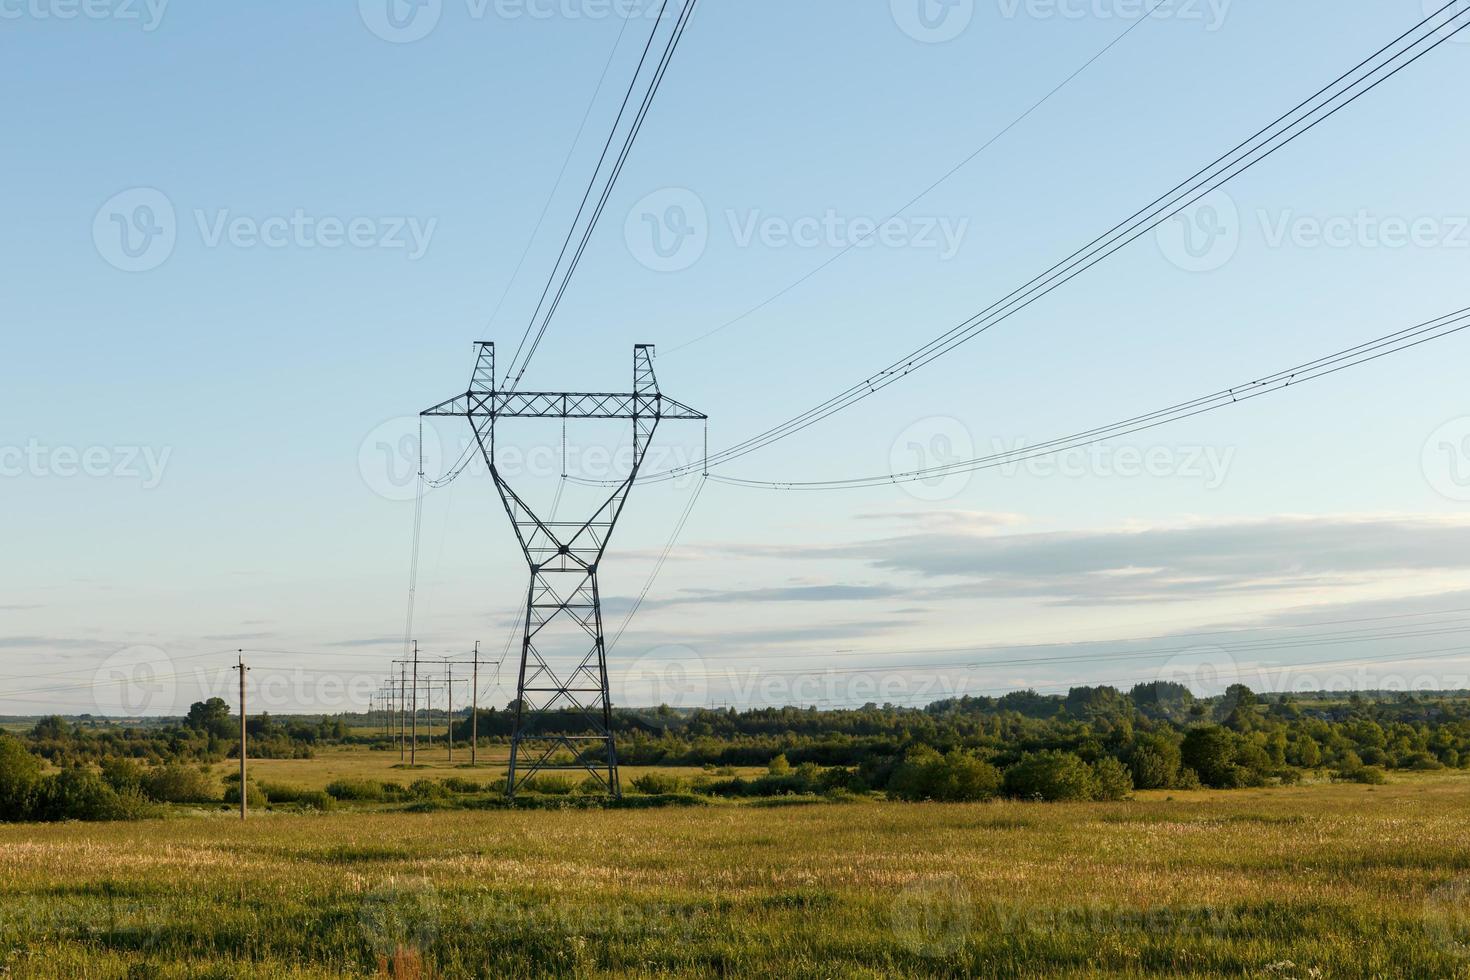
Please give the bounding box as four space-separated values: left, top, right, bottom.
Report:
1 773 1468 977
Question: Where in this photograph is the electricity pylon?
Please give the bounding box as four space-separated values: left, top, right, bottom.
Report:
423 343 704 798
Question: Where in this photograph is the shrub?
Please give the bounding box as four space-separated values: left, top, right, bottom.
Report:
442 777 482 794
142 764 218 804
0 735 43 821
1181 727 1245 789
326 778 392 802
888 748 1001 802
631 772 685 795
1003 751 1097 802
223 782 268 808
101 757 145 795
526 775 574 795
1334 765 1388 785
767 754 792 776
36 768 150 822
257 782 333 809
408 779 449 801
1091 757 1134 801
1128 735 1181 790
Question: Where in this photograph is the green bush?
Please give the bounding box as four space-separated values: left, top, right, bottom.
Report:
257 782 333 809
1091 757 1134 801
526 775 575 795
408 779 449 801
36 768 150 822
442 776 482 794
767 754 792 776
1003 751 1098 801
888 748 1001 802
223 782 268 807
100 757 145 795
630 772 686 795
1334 765 1388 785
325 778 400 802
142 764 218 804
0 735 43 821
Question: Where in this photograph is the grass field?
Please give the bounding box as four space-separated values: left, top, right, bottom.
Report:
3 769 1470 978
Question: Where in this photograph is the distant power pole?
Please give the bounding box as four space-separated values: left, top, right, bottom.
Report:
445 660 454 764
471 641 480 767
233 652 249 822
410 641 419 766
399 664 407 761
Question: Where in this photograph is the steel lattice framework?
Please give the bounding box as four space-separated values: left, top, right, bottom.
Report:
424 343 704 797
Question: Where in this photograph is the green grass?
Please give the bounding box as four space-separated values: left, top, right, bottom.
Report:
3 770 1470 977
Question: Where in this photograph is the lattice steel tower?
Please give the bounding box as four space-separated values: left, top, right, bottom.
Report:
424 343 704 797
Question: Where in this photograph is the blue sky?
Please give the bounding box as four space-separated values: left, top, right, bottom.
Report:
4 0 1470 715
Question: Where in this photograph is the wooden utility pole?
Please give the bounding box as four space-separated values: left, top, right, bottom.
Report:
410 641 419 766
445 660 454 764
233 652 249 821
399 665 407 761
471 641 479 767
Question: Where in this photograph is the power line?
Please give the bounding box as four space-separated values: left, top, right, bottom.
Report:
478 13 639 335
504 0 701 390
661 0 1171 357
709 305 1470 490
629 4 1470 482
608 474 707 652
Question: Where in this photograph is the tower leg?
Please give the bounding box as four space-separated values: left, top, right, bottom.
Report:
506 566 619 799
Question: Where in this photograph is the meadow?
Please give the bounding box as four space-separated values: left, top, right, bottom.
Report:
2 768 1469 978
